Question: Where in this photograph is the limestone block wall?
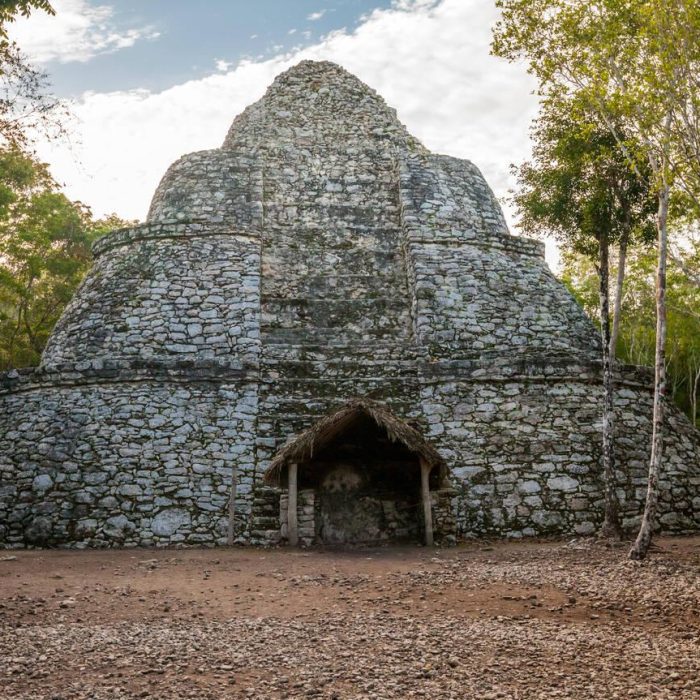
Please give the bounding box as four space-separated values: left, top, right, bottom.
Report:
253 359 699 543
420 360 700 537
405 240 600 357
256 137 413 351
147 148 263 227
398 156 600 359
0 365 258 547
1 358 699 547
399 154 509 241
222 61 423 154
42 224 262 367
432 489 458 543
279 489 315 547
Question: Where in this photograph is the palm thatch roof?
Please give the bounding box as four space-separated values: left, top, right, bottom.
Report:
263 398 446 486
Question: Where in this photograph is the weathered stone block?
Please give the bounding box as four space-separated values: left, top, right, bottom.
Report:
547 476 579 492
151 508 191 537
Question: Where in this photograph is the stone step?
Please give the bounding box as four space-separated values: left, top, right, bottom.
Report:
264 272 409 299
259 360 417 380
258 375 418 393
250 529 281 541
256 400 417 426
255 407 424 447
261 326 413 345
262 342 419 362
261 246 405 278
261 202 400 225
261 296 411 327
252 517 279 528
251 501 278 512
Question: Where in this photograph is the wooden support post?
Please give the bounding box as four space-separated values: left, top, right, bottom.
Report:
287 462 298 547
420 458 434 547
227 462 238 546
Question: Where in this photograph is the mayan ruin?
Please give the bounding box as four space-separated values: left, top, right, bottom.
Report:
1 60 699 549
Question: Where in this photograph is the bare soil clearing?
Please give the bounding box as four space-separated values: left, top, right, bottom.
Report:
1 536 699 699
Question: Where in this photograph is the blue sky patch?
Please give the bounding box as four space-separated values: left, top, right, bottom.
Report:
43 0 393 96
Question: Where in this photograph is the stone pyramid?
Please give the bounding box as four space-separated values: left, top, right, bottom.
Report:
1 61 698 547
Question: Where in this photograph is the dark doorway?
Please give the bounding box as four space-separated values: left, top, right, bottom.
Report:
297 414 435 544
263 398 449 548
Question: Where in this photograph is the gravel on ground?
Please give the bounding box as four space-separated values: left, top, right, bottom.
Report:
1 536 699 699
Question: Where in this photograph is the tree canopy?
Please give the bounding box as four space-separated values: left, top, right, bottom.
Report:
512 97 656 256
493 0 700 210
0 0 54 36
0 0 62 148
562 239 700 427
0 147 129 368
493 0 700 558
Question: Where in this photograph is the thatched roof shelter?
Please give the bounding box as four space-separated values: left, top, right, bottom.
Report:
263 399 446 487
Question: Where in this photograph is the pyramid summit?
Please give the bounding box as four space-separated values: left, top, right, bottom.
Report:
1 60 699 547
222 60 420 150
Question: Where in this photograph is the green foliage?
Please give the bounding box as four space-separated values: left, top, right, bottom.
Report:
559 250 599 316
512 96 656 257
0 0 54 37
0 0 63 148
0 148 129 369
563 242 700 426
493 0 700 208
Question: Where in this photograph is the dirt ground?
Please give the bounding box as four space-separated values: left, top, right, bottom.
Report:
1 536 699 699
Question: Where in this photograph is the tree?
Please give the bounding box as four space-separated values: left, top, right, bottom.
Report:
511 96 656 538
493 0 700 559
0 0 62 148
563 243 700 428
0 3 120 367
0 1 54 30
0 147 129 368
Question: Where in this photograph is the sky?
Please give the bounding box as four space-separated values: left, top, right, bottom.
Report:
10 0 553 262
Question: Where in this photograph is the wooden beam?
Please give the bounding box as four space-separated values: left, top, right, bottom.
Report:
227 462 238 546
287 462 298 547
420 458 434 546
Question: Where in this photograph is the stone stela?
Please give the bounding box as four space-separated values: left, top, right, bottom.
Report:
0 61 699 548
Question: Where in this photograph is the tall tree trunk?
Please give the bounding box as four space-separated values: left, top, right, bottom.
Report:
610 233 628 363
599 233 622 538
630 184 670 560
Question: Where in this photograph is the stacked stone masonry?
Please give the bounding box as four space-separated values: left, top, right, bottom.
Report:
1 60 699 547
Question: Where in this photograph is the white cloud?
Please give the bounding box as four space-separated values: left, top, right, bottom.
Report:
9 0 159 65
215 59 233 72
307 10 327 21
35 0 553 261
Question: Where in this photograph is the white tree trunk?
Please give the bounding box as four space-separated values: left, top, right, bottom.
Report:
630 184 670 560
610 234 628 363
599 234 622 538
